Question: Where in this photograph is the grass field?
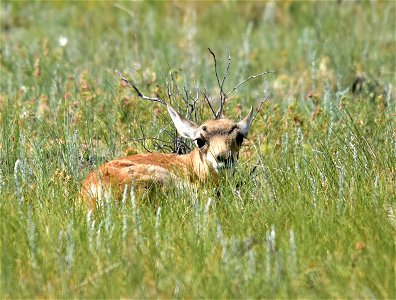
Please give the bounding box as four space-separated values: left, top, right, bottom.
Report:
1 1 395 298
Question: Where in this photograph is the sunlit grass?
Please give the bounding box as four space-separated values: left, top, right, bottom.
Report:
1 1 395 298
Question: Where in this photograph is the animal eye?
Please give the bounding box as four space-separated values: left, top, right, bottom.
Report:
195 138 206 148
236 133 244 146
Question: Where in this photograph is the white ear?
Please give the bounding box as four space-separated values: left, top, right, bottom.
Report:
167 104 199 140
237 107 254 136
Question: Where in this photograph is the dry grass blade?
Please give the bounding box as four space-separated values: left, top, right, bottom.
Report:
73 262 121 290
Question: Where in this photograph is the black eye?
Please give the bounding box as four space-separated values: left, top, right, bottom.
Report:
195 138 206 148
236 133 244 146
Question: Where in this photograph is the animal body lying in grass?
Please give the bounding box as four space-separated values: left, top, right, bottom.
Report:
81 53 271 206
81 102 255 206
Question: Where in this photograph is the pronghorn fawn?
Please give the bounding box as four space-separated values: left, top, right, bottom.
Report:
81 102 255 206
81 54 271 207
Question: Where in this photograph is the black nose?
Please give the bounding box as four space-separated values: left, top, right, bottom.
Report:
216 155 226 162
216 155 234 164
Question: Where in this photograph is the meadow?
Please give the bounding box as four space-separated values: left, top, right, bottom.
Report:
1 2 395 298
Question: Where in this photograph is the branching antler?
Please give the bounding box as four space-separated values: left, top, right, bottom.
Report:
203 89 217 117
226 71 275 99
252 95 270 122
165 77 172 101
208 48 223 98
208 48 228 119
117 51 273 122
207 49 274 119
116 52 273 155
116 69 193 154
115 69 167 106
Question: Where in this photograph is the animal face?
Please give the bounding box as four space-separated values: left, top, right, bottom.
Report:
167 104 254 172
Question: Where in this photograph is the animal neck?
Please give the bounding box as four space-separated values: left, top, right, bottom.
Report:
179 148 218 183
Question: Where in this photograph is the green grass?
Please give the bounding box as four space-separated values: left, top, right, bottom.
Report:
1 1 395 298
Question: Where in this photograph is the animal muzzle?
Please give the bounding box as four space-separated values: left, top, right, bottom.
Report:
216 155 236 170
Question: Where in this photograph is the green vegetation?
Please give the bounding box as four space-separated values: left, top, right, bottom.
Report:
1 2 395 298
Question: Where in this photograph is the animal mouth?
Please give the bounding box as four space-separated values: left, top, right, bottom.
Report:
216 160 236 171
208 155 236 173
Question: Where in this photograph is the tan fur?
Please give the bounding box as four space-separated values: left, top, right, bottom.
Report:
81 105 254 206
81 149 214 204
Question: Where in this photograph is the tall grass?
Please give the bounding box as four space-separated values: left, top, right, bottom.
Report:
1 2 395 298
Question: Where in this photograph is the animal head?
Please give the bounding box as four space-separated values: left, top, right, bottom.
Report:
167 104 254 172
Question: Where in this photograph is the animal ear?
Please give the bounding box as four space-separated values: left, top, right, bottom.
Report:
237 106 254 136
167 104 199 140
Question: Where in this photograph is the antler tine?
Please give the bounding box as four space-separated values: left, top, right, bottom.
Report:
208 49 273 119
216 70 275 118
217 53 231 118
252 95 270 122
208 48 229 119
115 69 167 106
203 89 217 118
226 70 275 99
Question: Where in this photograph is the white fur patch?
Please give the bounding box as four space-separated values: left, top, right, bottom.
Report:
206 154 235 175
207 154 219 173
